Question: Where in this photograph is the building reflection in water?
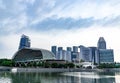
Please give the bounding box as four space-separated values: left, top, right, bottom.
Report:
0 72 118 83
79 72 115 83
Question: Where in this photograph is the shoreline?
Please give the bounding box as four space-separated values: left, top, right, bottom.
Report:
1 66 120 73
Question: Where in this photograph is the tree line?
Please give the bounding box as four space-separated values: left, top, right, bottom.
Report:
1 59 120 69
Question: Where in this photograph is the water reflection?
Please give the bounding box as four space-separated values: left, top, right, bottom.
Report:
0 72 120 83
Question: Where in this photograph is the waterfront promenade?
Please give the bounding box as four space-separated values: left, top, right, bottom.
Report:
1 66 120 73
15 68 120 72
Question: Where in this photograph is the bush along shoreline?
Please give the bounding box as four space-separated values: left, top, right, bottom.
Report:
1 59 120 69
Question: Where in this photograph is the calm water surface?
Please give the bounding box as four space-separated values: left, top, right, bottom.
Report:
0 72 120 83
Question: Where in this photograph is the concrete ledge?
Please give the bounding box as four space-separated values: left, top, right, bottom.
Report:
12 67 120 73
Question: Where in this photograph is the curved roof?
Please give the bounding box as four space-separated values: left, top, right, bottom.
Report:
13 48 55 62
98 37 106 42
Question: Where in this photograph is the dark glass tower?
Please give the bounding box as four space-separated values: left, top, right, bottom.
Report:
18 34 31 50
97 37 106 49
73 46 78 52
51 46 57 57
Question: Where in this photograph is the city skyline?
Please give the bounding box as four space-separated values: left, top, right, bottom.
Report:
0 0 120 62
51 37 114 64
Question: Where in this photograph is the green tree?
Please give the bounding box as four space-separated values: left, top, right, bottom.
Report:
44 62 50 68
51 63 58 68
1 59 13 66
66 63 75 68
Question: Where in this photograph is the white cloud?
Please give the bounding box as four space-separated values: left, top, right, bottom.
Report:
30 0 120 25
0 13 28 34
47 0 120 19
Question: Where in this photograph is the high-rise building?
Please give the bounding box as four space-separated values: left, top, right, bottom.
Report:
97 37 114 64
71 52 79 62
73 46 78 52
66 47 72 62
67 47 72 51
71 46 79 62
97 37 106 49
79 45 91 62
98 49 114 63
18 34 30 50
62 50 67 60
89 47 97 64
57 47 63 60
58 47 63 51
51 46 57 58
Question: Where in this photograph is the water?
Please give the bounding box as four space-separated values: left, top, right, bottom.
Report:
0 72 120 83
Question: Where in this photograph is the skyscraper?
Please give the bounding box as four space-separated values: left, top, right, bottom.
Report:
67 47 72 51
18 34 30 50
73 46 78 52
98 49 114 63
51 46 57 58
57 47 63 60
89 47 97 64
66 47 72 62
79 45 91 62
72 46 79 62
97 37 114 64
97 37 106 49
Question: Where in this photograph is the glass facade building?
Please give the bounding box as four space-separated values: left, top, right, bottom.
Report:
89 47 97 64
13 48 55 62
51 46 57 58
66 47 72 62
97 37 106 49
79 45 91 62
19 34 30 50
73 46 78 52
99 49 114 63
57 47 63 60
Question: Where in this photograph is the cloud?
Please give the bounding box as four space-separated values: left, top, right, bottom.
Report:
0 13 28 35
1 0 120 35
31 17 94 30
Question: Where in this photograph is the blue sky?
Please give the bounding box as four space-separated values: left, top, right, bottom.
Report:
0 0 120 62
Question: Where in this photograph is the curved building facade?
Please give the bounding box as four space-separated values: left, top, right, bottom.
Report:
13 48 55 62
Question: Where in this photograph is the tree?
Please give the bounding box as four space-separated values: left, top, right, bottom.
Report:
66 63 75 68
0 59 14 66
51 63 58 68
44 62 50 68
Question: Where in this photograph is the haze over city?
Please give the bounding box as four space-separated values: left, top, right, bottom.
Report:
0 0 120 62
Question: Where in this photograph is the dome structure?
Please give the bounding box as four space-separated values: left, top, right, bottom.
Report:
13 48 55 62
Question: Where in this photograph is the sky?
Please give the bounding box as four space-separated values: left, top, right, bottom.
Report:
0 0 120 62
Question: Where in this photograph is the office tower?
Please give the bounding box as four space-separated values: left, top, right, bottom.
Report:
98 49 114 63
79 45 91 62
51 46 57 58
72 46 79 62
67 47 72 51
71 52 79 62
57 47 63 60
58 47 63 51
66 47 72 62
97 37 106 49
89 47 97 64
62 50 67 60
18 34 30 50
73 46 78 52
